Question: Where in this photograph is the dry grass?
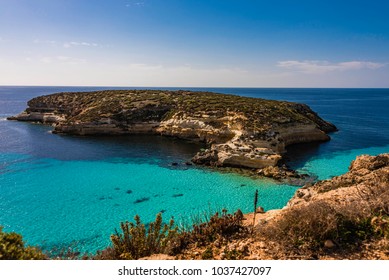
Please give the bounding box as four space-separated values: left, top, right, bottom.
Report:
260 178 389 257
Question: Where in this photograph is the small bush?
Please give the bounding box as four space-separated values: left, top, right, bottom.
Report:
264 201 341 249
169 209 246 254
191 209 245 244
355 178 389 216
95 209 246 259
0 226 46 260
107 213 179 260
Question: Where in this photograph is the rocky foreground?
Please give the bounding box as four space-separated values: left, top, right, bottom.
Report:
185 154 389 260
8 90 336 170
153 153 388 260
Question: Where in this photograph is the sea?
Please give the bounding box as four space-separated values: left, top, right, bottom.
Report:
0 86 388 254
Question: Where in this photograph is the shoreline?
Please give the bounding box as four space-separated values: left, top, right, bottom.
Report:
8 89 336 180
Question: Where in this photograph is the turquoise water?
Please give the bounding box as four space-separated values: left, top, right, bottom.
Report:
1 152 296 252
294 144 389 180
0 87 388 253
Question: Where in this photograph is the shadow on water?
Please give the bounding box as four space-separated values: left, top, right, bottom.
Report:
284 141 323 170
2 119 205 167
285 133 389 172
64 133 205 160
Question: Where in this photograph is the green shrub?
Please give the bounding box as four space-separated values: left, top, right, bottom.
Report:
169 209 246 254
108 213 179 260
0 226 46 260
190 209 245 244
94 209 246 259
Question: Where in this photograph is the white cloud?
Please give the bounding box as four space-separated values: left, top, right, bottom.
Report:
277 60 386 74
41 56 86 65
63 41 99 48
33 39 58 46
32 39 100 48
126 1 145 7
127 63 163 70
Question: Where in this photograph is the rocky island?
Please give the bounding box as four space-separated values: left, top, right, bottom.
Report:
8 89 336 170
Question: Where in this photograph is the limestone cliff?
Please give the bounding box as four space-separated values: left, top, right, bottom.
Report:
8 89 336 169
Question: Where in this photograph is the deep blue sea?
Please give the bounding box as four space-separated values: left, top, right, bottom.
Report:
1 86 388 254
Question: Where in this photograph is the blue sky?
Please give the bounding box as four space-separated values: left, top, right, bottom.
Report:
1 0 388 87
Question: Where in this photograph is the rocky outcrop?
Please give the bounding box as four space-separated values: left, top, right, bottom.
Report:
247 153 389 229
8 89 337 169
192 136 282 168
255 165 315 185
287 153 389 208
157 114 236 143
7 111 66 123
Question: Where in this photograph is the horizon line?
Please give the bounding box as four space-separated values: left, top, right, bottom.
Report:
1 84 389 90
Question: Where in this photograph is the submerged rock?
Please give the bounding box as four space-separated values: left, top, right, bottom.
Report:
134 197 150 204
256 165 315 185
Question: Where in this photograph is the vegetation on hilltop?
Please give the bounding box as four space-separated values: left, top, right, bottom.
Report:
26 90 336 134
